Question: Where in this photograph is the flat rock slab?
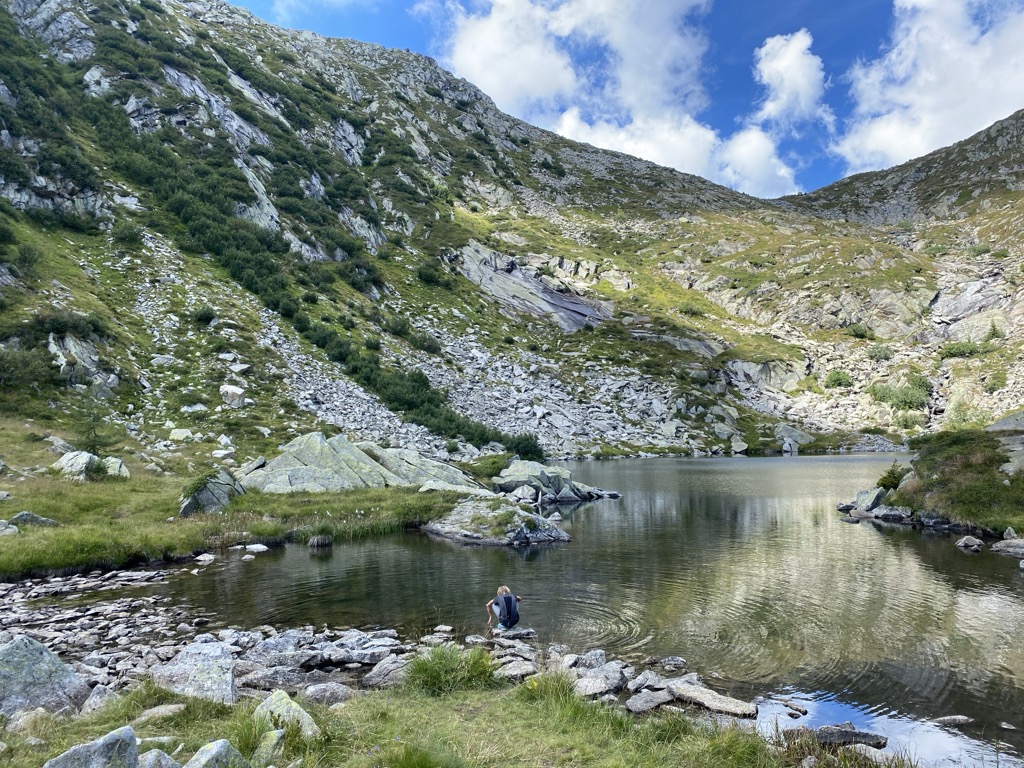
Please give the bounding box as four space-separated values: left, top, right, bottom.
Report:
666 682 757 718
992 539 1024 558
625 689 675 714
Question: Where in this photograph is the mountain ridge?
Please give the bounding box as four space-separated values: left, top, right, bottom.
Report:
0 0 1021 466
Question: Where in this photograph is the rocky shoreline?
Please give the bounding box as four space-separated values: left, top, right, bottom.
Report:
0 566 899 768
838 485 1024 564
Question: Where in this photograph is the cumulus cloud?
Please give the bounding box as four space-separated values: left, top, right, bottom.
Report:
753 28 832 130
442 0 577 119
834 0 1024 173
426 0 807 197
718 127 800 198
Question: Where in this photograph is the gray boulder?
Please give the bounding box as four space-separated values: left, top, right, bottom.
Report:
301 682 357 706
355 444 479 488
81 685 119 715
361 654 410 688
10 511 59 527
0 636 91 717
101 457 130 479
992 539 1024 558
855 487 886 512
181 739 250 768
238 433 401 493
179 470 245 517
0 520 17 536
625 688 674 714
956 536 984 552
150 642 236 704
873 505 912 522
139 749 182 768
252 690 320 740
42 726 137 768
250 730 284 768
50 451 100 480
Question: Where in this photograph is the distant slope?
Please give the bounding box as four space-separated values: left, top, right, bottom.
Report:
783 108 1024 224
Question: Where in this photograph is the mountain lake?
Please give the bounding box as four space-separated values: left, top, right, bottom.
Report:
155 454 1024 766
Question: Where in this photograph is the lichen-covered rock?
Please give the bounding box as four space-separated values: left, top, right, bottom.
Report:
42 726 137 768
238 433 401 493
0 636 91 717
139 749 182 768
250 730 284 768
181 739 250 768
360 654 410 688
150 642 237 704
252 690 320 740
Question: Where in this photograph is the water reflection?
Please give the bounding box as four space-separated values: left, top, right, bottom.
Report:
159 455 1024 765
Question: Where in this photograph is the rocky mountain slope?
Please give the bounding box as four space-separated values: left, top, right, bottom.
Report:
0 0 1021 468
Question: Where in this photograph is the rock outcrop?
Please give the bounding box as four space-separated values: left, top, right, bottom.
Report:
179 470 246 517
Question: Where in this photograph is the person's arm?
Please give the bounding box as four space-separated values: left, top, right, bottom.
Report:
485 598 494 625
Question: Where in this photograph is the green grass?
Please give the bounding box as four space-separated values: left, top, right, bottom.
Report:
0 672 918 768
405 646 502 697
890 430 1024 530
0 464 460 579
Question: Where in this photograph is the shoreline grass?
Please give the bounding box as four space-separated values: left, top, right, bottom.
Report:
0 471 460 581
0 665 915 768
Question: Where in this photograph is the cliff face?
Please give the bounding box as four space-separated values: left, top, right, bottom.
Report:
0 0 1021 459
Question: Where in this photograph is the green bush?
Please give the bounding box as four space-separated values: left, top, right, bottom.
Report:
112 220 143 248
967 243 992 257
192 305 217 326
823 369 853 388
0 347 55 389
844 323 875 340
877 459 910 490
409 330 441 355
867 344 893 361
939 341 987 359
405 646 500 697
868 375 931 410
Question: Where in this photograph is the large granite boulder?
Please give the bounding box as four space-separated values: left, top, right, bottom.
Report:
179 470 245 517
421 499 572 546
50 452 129 480
237 433 401 493
42 726 137 768
492 460 613 503
355 444 479 488
150 642 237 704
0 636 91 717
855 487 886 512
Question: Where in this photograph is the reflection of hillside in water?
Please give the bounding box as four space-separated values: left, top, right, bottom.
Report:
159 456 1024 746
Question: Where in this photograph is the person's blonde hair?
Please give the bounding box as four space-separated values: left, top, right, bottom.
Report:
497 585 511 595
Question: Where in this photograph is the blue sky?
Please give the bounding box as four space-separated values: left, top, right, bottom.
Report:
229 0 1024 198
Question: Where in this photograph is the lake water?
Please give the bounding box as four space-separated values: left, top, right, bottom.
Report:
159 455 1024 766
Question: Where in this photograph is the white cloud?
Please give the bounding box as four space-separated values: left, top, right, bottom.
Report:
426 0 809 197
835 0 1024 173
718 126 799 198
753 28 831 130
555 108 721 180
442 0 577 119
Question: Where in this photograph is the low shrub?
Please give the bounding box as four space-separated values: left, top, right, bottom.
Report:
877 459 910 490
405 646 501 697
823 369 853 388
844 323 875 340
939 341 987 360
867 344 893 361
192 305 216 326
